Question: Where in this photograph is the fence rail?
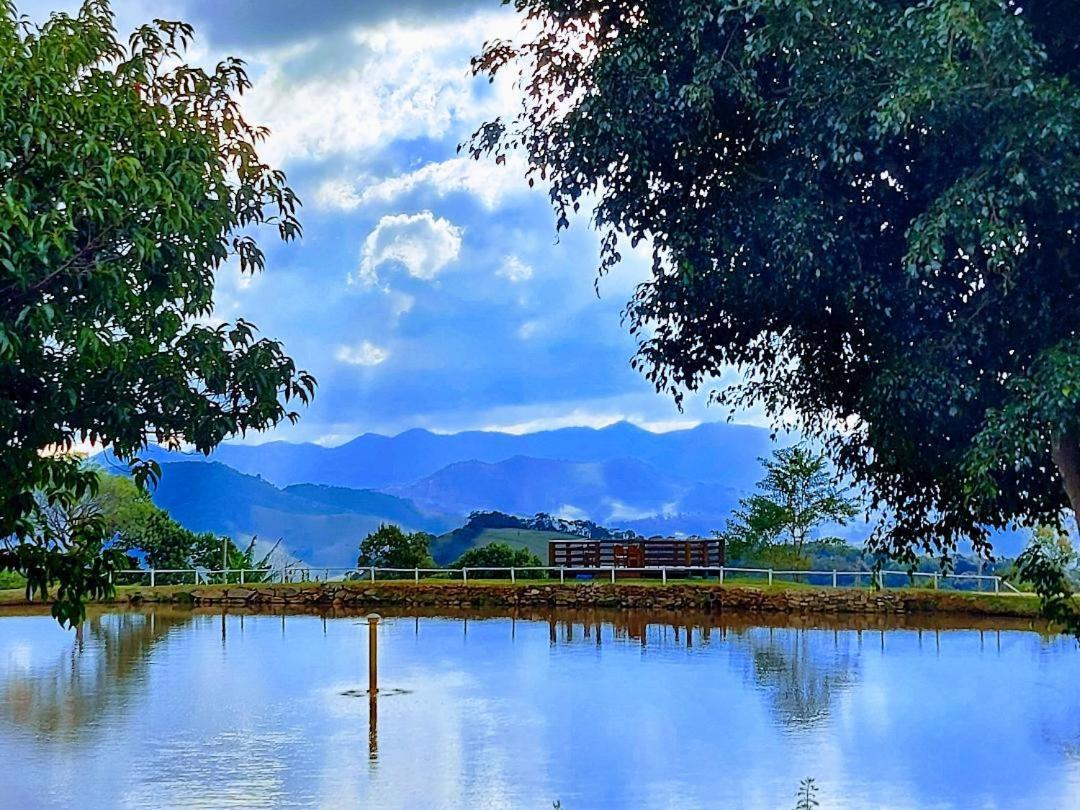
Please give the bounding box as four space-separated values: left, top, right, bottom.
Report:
113 565 1022 594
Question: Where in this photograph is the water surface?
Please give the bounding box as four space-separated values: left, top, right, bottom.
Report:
1 607 1077 809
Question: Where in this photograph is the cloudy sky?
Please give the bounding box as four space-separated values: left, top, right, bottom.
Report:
30 0 745 444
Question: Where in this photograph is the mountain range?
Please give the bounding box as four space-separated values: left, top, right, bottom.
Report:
97 421 780 566
96 420 1033 565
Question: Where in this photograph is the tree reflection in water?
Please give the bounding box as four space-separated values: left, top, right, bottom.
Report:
0 605 1040 746
737 626 860 729
1 608 195 737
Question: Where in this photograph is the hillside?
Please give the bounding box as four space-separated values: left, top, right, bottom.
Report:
146 462 461 567
430 528 578 565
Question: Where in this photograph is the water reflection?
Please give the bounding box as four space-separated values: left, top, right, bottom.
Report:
1 609 189 736
0 606 1075 810
738 626 860 729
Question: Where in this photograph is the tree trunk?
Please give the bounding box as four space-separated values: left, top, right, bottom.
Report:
1051 433 1080 523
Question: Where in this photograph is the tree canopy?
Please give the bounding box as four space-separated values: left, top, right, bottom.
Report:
357 524 436 570
721 445 858 559
470 0 1080 567
451 541 544 575
0 1 313 624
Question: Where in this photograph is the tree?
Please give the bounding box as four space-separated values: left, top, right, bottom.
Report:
722 446 859 561
468 2 1080 574
1014 526 1080 636
0 2 314 624
357 524 435 570
31 468 270 583
451 542 545 577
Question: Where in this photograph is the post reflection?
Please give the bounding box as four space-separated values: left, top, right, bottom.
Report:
368 692 378 762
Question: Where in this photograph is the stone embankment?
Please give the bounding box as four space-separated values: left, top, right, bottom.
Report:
118 581 1038 618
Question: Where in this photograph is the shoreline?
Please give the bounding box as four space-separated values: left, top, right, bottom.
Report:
0 579 1050 621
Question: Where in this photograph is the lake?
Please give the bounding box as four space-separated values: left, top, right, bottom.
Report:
0 607 1077 809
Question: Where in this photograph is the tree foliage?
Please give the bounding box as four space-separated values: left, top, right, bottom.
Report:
0 1 313 622
1014 525 1080 635
357 524 436 569
469 0 1080 571
451 541 545 576
721 445 859 559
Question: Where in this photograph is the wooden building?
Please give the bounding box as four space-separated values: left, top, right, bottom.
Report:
548 537 725 570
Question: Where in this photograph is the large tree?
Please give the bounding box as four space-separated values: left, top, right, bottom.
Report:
469 1 1080 571
0 1 313 624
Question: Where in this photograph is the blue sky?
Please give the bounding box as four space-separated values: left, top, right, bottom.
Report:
29 0 748 443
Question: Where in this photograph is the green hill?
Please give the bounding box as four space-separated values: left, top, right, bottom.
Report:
431 527 578 565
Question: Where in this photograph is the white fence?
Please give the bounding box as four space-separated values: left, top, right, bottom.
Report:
114 565 1021 594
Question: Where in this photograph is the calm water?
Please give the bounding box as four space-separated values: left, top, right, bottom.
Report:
0 607 1078 810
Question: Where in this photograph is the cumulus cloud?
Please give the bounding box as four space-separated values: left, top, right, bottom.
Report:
335 341 390 366
352 211 463 287
239 14 519 167
497 255 533 283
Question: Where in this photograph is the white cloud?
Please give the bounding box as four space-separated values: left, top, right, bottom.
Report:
497 255 533 283
335 341 390 366
240 13 520 167
342 154 533 211
313 178 364 210
351 211 463 287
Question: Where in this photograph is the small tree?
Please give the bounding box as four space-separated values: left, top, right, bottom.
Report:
722 446 859 561
357 524 435 570
1014 526 1080 636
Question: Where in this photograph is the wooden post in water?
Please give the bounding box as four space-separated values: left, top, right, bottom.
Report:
367 613 380 695
367 612 380 760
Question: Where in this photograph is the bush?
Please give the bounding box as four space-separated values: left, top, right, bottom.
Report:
451 543 545 578
0 570 26 590
357 524 435 574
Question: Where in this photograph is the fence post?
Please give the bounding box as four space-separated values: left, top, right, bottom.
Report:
662 567 667 585
768 569 773 586
370 566 375 582
719 565 724 585
994 576 1000 594
933 571 940 590
414 567 419 583
610 567 616 584
510 566 516 584
832 570 837 588
559 566 565 584
150 569 155 588
463 567 469 583
240 569 245 585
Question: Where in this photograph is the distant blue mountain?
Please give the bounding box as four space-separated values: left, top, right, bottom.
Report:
386 455 743 529
99 420 777 490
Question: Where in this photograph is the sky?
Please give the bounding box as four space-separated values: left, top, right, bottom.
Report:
26 0 749 444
